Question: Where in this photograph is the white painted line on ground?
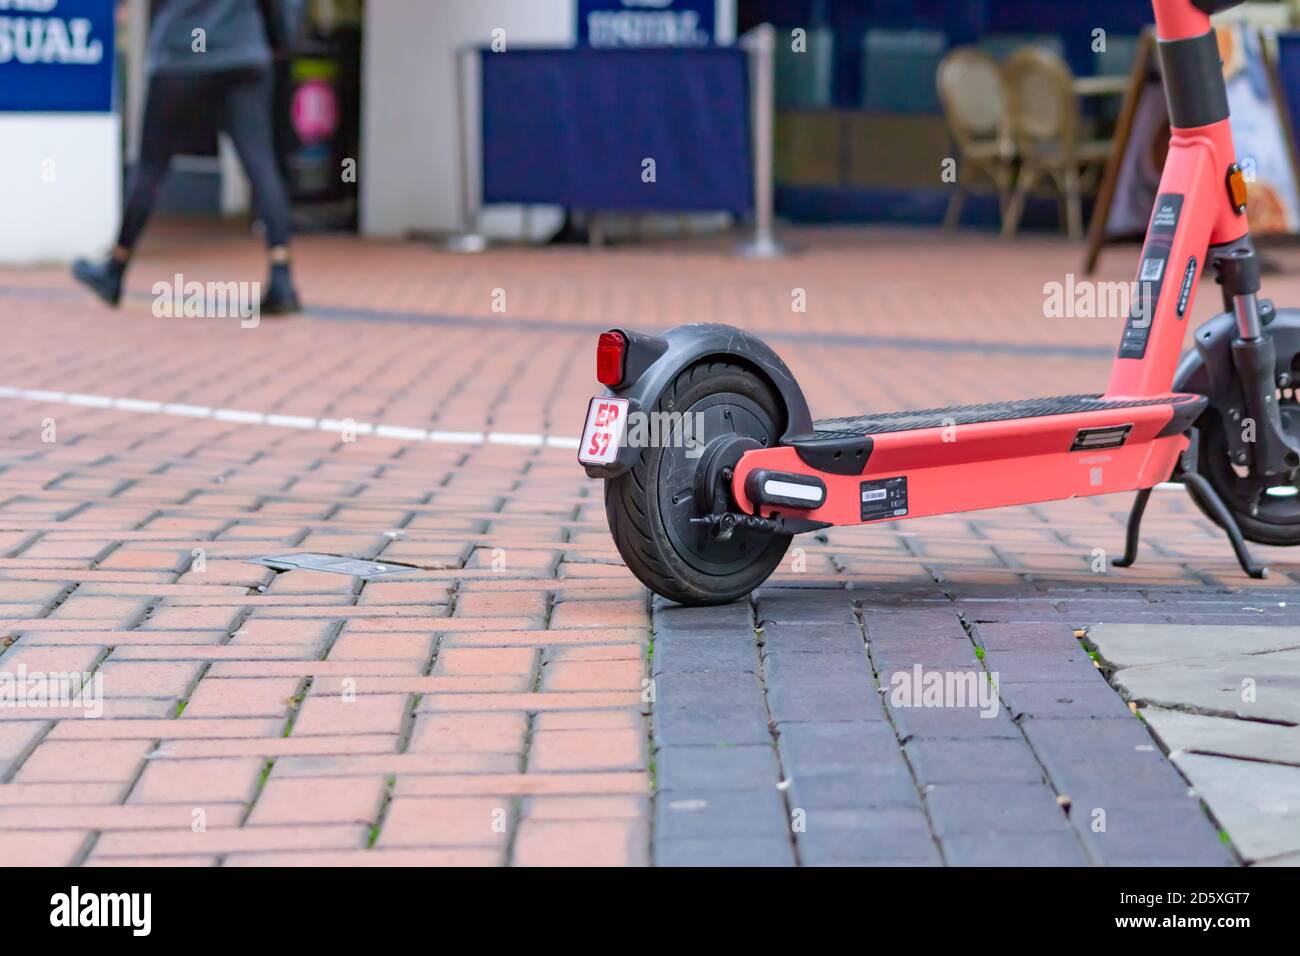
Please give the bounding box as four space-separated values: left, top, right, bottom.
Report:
0 386 578 452
0 387 1208 473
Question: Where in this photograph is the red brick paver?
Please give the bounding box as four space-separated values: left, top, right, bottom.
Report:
6 222 1300 865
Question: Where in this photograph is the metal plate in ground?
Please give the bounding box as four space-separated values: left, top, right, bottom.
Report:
247 553 418 579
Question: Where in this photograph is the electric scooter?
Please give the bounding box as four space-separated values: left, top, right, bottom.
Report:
579 0 1300 606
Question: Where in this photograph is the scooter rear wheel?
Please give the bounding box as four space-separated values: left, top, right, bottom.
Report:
604 360 791 606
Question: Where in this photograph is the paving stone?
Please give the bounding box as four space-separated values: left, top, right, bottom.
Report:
754 592 858 626
953 599 1065 622
1143 706 1300 766
653 600 754 636
860 608 969 642
762 649 873 686
1168 753 1300 863
759 622 865 658
796 806 941 865
870 641 984 669
942 830 1089 866
890 703 1022 741
767 683 881 724
971 621 1081 655
655 835 794 867
924 782 1070 837
657 744 780 792
652 632 756 676
1113 655 1300 724
652 671 772 747
1087 623 1300 669
786 764 919 809
904 737 1045 785
999 679 1136 720
776 720 902 772
980 648 1103 683
654 788 789 841
1073 801 1235 866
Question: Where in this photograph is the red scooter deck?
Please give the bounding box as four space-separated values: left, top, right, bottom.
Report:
732 392 1207 526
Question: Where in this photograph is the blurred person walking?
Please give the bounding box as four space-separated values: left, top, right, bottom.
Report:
73 0 301 314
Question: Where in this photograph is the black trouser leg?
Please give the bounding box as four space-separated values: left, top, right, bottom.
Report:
218 67 294 249
115 73 188 252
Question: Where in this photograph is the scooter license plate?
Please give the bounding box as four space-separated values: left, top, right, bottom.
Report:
578 397 629 465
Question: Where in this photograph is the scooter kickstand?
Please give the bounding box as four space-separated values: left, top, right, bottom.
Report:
1112 487 1152 569
1180 472 1269 579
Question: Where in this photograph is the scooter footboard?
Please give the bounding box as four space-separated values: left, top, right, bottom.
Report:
733 398 1201 527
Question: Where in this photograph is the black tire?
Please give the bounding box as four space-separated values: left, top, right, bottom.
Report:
1194 407 1300 546
605 360 791 606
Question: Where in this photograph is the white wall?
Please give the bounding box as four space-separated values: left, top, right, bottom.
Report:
359 0 738 238
0 115 121 264
360 0 576 238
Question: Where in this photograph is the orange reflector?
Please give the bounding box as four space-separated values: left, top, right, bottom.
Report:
1227 164 1248 213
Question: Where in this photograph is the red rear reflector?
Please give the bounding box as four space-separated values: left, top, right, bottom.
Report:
596 331 626 386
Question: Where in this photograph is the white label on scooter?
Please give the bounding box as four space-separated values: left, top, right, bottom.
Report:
578 397 629 465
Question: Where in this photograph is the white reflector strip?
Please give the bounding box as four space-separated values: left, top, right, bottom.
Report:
764 479 824 503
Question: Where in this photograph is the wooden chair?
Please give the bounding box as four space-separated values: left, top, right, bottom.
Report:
1001 47 1112 239
936 47 1015 230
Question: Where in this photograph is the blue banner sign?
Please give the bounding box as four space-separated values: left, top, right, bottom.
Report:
0 0 114 111
482 48 751 214
578 0 715 48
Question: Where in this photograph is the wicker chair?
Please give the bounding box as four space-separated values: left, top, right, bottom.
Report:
1000 47 1112 239
936 47 1015 230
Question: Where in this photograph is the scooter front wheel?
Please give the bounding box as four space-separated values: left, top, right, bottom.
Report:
604 360 791 606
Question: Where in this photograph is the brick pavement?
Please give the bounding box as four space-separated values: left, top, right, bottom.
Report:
3 222 1300 865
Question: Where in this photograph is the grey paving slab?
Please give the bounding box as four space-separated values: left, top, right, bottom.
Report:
652 631 757 677
1142 706 1300 767
861 608 970 642
1114 654 1300 723
889 702 1022 740
653 599 754 635
904 737 1046 785
786 764 920 810
767 682 882 724
762 648 873 686
1073 801 1235 866
776 720 902 771
972 621 1082 654
980 648 1105 682
923 782 1070 837
952 599 1066 622
998 679 1136 720
942 830 1089 866
1251 850 1300 866
870 642 985 669
654 788 790 841
1087 623 1300 669
796 806 941 865
755 591 859 626
652 671 771 746
655 835 795 867
1169 753 1300 863
657 744 781 792
759 621 865 658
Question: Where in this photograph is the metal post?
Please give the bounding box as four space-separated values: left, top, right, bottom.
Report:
448 45 488 253
737 24 789 259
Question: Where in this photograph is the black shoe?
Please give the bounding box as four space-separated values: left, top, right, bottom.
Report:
259 274 301 316
72 258 124 307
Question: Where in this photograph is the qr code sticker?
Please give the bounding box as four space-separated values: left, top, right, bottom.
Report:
1139 258 1164 282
